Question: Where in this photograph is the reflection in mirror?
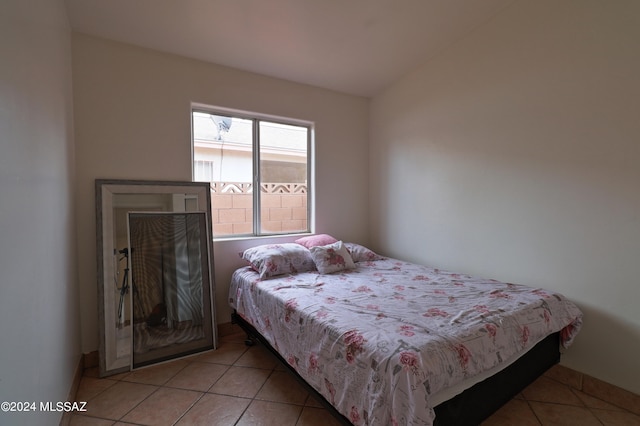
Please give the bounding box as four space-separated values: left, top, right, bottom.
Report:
128 212 212 369
96 180 216 377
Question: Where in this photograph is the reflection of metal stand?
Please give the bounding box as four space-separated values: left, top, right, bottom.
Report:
116 248 144 328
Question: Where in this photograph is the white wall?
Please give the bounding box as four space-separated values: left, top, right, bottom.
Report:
72 34 370 353
0 1 80 425
370 0 640 395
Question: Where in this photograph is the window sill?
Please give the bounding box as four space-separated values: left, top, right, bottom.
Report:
213 232 312 243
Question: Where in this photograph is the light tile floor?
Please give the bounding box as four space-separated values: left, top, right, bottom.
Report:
69 331 640 425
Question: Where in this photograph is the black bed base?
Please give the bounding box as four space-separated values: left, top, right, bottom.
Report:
433 331 559 425
231 311 560 425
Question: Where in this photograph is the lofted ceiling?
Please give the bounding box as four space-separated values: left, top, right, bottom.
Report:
64 0 514 97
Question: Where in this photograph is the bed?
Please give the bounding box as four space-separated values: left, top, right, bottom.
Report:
229 239 583 425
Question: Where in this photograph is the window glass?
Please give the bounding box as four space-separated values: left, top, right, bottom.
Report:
192 109 311 237
259 121 308 234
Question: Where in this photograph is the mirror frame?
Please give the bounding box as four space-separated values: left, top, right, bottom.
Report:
96 179 216 377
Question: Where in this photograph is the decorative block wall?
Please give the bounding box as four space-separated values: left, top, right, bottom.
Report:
210 182 307 235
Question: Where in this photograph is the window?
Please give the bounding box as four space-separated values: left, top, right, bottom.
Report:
192 107 312 237
193 159 215 182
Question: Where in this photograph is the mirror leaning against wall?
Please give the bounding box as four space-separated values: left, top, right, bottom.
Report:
96 179 216 377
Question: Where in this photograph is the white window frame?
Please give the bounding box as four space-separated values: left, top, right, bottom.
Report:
191 103 314 238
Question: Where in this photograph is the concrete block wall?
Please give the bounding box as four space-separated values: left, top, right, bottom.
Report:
211 183 307 235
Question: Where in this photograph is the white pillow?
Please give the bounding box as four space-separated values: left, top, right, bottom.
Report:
344 242 384 262
309 241 356 274
241 243 315 279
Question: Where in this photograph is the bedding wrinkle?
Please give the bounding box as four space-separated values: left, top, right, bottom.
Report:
229 258 582 426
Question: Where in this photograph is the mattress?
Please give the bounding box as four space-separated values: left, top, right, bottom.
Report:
229 257 582 425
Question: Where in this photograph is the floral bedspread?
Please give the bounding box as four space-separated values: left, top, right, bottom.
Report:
229 258 583 425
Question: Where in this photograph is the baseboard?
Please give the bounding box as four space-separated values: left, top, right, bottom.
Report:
59 355 84 426
78 322 236 377
82 350 99 369
544 364 640 416
218 320 245 338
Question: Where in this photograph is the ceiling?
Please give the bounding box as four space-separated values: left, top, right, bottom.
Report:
64 0 514 97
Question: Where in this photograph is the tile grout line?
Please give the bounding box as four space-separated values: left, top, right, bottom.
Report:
170 391 207 426
80 335 640 425
117 360 190 424
233 355 279 426
523 399 544 426
71 335 246 424
172 342 249 425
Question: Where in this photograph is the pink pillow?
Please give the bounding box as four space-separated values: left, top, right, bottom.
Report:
295 234 338 249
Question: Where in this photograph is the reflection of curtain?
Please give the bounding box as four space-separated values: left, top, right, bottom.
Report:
130 216 164 322
184 215 204 324
129 213 205 328
166 214 203 326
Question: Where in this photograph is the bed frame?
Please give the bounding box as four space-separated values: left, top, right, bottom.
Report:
232 311 560 425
